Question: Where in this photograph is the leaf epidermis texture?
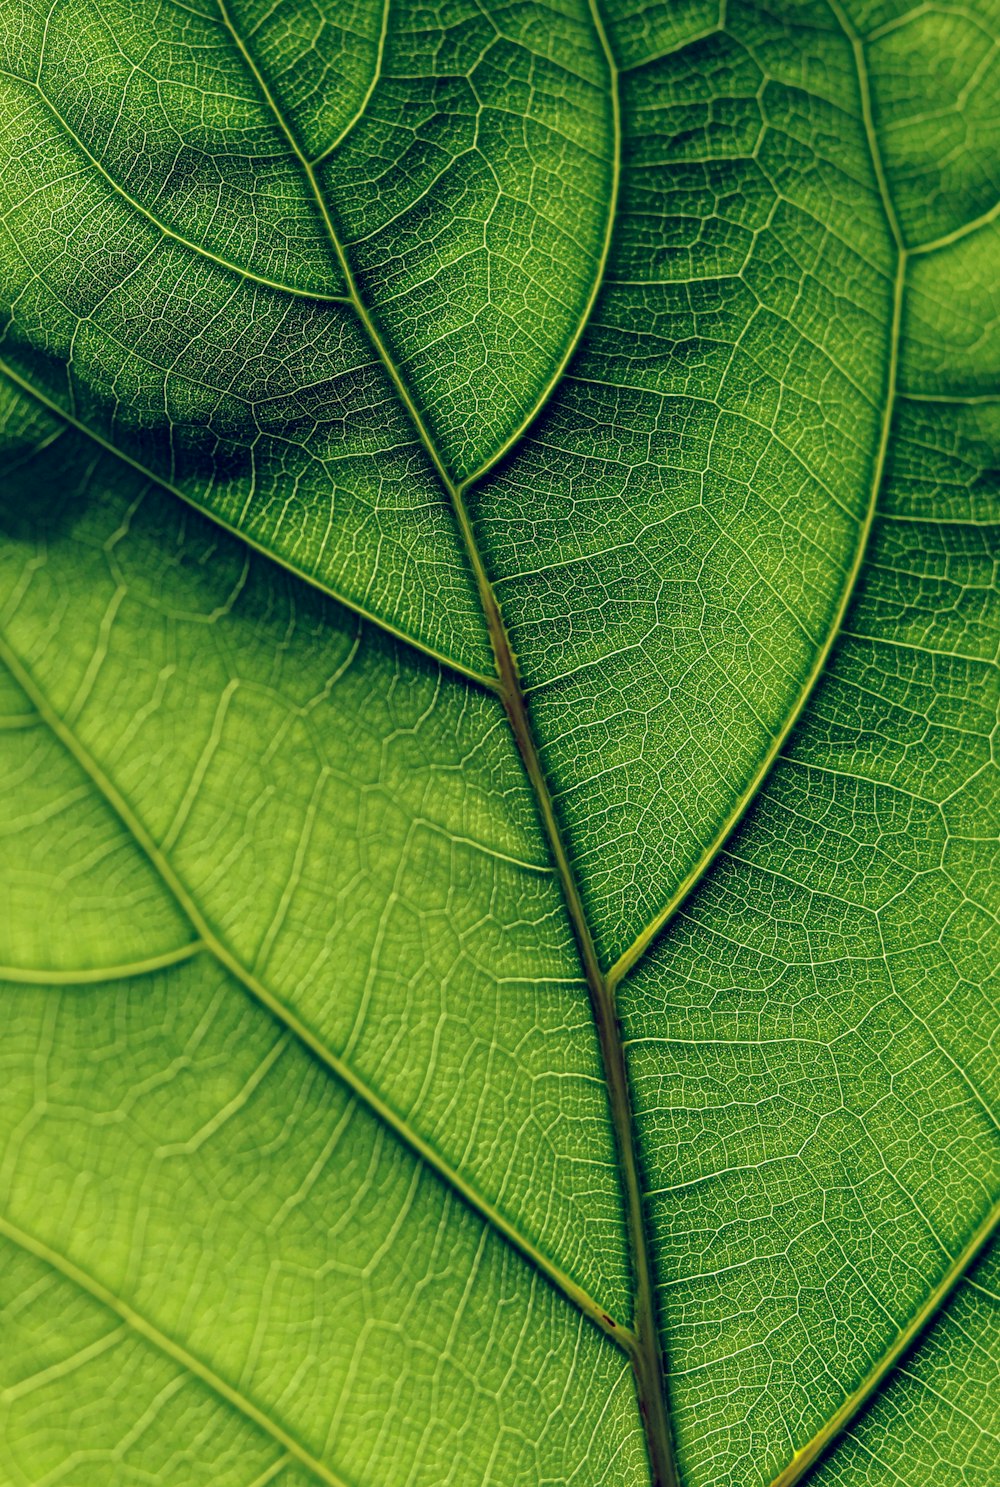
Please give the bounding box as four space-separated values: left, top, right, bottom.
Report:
0 3 997 1487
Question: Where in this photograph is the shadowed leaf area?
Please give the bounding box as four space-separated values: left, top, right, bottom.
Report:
0 2 997 1485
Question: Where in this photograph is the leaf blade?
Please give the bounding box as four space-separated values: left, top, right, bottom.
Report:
1 3 998 1485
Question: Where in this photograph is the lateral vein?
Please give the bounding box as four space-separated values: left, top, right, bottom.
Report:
607 2 908 994
0 1212 354 1487
0 942 205 985
457 0 623 490
766 1198 1000 1487
0 68 349 305
0 361 498 693
193 9 679 1485
0 632 621 1352
308 0 390 166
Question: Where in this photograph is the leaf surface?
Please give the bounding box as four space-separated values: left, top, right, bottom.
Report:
0 3 997 1487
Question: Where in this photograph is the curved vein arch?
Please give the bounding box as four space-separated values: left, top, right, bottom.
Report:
0 68 349 305
0 942 204 985
909 195 1000 257
606 0 909 993
308 0 390 166
0 361 498 692
79 5 931 1484
605 266 902 989
456 0 622 491
0 1212 351 1487
212 0 457 501
0 628 620 1351
624 9 999 1484
766 1199 1000 1487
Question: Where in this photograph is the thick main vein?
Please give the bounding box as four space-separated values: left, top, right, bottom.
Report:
213 5 678 1485
0 631 619 1351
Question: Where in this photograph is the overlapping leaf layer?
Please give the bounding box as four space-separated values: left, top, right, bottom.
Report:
0 3 997 1486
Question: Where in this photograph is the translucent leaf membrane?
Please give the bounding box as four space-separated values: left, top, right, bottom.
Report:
321 0 618 480
471 0 893 964
0 398 632 1321
814 1244 1000 1487
0 957 645 1487
621 278 1000 1487
1 2 998 1486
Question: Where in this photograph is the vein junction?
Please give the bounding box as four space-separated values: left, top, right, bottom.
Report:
0 3 997 1487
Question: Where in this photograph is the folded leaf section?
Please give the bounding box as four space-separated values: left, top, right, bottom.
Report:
0 116 493 675
0 5 501 677
1 1233 315 1487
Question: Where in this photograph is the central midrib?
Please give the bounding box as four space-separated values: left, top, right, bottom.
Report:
210 7 997 1487
212 4 678 1484
9 5 986 1487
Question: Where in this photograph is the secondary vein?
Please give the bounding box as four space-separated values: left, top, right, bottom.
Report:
767 1198 1000 1487
0 1212 353 1487
606 2 908 996
308 0 390 166
0 942 204 985
0 631 620 1353
212 5 679 1484
0 67 349 305
457 0 623 491
0 361 498 694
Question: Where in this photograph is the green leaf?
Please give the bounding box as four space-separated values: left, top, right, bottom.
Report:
0 3 996 1487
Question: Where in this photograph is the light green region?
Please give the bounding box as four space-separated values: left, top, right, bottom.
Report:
0 956 644 1487
0 2 997 1486
0 417 633 1322
224 0 389 162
